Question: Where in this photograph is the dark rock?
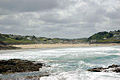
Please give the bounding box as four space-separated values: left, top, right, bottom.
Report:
108 64 120 68
88 67 106 72
113 68 120 72
0 59 45 74
0 45 20 50
25 74 49 79
0 41 20 50
88 64 120 73
0 41 7 45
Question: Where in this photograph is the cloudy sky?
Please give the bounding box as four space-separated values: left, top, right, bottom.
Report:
0 0 120 38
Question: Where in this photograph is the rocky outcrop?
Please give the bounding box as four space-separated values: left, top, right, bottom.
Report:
88 64 120 73
0 59 45 74
0 41 7 45
0 45 20 50
0 41 20 50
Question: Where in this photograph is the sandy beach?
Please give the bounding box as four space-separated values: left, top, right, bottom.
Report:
12 43 120 49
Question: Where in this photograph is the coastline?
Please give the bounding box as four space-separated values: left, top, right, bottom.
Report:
12 43 120 49
0 45 20 50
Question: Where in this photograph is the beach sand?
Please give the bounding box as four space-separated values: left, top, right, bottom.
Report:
13 43 120 49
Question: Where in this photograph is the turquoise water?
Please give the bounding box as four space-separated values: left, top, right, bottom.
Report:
0 46 120 80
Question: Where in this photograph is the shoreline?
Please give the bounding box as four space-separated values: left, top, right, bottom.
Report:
12 43 120 49
0 45 20 50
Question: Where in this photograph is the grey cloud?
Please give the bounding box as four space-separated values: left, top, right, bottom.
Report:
0 0 58 14
106 8 120 19
0 0 120 38
0 16 21 25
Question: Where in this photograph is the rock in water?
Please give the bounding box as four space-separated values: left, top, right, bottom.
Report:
88 64 120 73
88 67 106 72
0 59 45 74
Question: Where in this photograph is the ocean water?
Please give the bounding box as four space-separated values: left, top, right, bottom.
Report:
0 46 120 80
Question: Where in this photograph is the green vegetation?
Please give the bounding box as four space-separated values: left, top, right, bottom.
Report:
0 34 35 44
0 33 87 44
88 30 120 43
0 30 120 45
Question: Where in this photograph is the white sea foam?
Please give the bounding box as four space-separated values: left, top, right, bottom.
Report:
40 71 120 80
0 46 120 80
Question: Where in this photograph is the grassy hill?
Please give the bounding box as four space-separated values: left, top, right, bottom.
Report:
0 33 87 45
1 30 119 45
0 34 35 44
88 30 120 43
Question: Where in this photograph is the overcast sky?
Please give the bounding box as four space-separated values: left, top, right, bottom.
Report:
0 0 120 38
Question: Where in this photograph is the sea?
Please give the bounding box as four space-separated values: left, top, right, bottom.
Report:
0 46 120 80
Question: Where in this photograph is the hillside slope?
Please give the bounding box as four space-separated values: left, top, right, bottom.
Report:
88 30 120 43
0 33 87 44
